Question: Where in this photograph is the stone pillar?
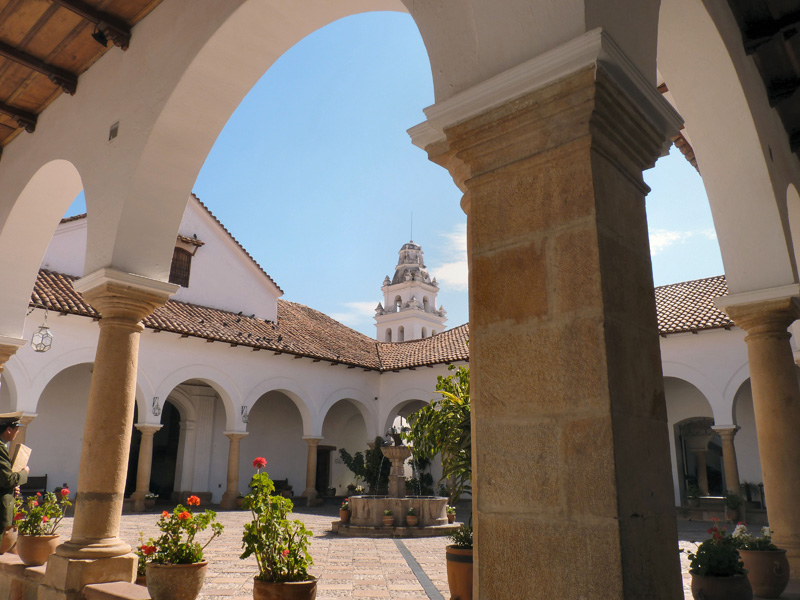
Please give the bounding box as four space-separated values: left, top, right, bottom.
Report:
130 424 162 512
0 338 26 456
717 295 800 571
713 426 741 495
410 31 683 599
692 450 710 496
43 269 175 597
220 431 247 509
302 437 322 504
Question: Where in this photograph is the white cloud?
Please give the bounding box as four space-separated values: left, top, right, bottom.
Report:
649 228 718 255
329 301 378 328
431 223 468 290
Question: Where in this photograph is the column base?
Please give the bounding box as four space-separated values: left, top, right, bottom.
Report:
129 491 146 513
41 552 136 598
220 492 240 510
302 489 321 507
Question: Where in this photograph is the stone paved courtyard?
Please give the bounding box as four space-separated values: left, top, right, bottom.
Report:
47 504 774 599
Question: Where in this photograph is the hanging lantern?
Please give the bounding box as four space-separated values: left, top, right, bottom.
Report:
152 397 161 417
241 405 249 424
31 311 53 353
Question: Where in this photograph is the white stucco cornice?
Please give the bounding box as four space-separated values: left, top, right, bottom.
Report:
714 284 800 312
409 27 683 151
0 336 26 349
73 267 180 297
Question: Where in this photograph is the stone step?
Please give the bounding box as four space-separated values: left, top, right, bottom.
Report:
83 582 150 600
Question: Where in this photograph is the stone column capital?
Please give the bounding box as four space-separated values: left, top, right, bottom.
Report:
135 423 163 436
0 337 26 369
302 437 322 447
712 425 740 440
715 293 800 336
74 268 177 327
224 431 248 442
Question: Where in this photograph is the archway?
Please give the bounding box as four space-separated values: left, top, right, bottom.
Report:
321 399 368 496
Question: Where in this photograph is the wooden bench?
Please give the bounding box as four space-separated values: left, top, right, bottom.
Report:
19 475 47 499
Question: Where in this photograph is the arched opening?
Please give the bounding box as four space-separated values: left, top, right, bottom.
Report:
732 378 764 506
398 326 405 342
386 328 392 342
664 376 716 505
240 390 307 496
394 296 402 312
421 327 427 338
423 296 430 312
321 399 367 495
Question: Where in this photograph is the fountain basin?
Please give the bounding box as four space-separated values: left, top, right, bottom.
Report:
333 495 458 538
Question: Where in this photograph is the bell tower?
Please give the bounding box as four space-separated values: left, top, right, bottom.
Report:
374 241 447 342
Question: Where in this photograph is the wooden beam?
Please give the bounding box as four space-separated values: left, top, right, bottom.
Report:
50 0 131 50
0 41 77 94
0 102 36 133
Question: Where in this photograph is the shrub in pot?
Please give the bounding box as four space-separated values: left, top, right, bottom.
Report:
732 524 790 599
13 487 71 565
446 523 472 600
687 518 752 600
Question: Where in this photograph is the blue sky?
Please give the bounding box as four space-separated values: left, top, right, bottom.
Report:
66 12 723 338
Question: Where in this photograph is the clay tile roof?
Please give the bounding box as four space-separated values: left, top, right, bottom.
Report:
30 270 730 371
654 275 732 334
376 324 470 370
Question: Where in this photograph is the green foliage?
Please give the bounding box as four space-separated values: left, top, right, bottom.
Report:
240 470 314 583
404 364 471 502
448 523 473 549
147 497 224 565
383 509 393 516
723 491 743 509
446 505 456 515
685 483 701 499
687 519 746 576
14 489 71 535
732 524 779 551
338 437 391 494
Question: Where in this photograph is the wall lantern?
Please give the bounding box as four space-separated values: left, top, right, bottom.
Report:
31 311 53 353
152 397 161 417
241 405 249 424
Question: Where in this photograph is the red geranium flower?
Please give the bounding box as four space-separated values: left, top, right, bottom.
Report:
281 549 290 557
187 495 201 506
32 501 38 507
178 511 191 520
161 511 170 519
60 488 70 497
141 544 156 556
253 457 267 469
13 512 24 521
36 492 41 497
41 516 49 522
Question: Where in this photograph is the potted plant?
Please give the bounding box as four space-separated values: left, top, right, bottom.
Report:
240 456 316 600
13 487 71 565
144 492 158 510
339 498 351 524
687 518 752 600
724 491 744 522
135 534 156 586
143 495 224 600
446 523 473 600
732 524 790 598
382 509 394 527
406 507 418 527
686 483 701 507
446 505 456 524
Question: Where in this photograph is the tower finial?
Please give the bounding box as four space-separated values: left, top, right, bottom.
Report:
410 211 413 242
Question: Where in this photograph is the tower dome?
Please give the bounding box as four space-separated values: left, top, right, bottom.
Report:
375 240 447 342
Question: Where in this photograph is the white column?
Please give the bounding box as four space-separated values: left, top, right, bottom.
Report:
302 437 322 505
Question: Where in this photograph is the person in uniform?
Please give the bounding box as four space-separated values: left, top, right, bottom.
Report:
0 411 29 553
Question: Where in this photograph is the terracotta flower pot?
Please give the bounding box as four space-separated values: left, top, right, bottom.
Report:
406 515 418 527
144 498 156 510
16 534 60 566
446 545 473 600
690 573 752 600
135 574 147 586
147 561 208 600
339 509 350 524
382 515 394 527
253 577 317 600
739 549 790 599
447 513 456 524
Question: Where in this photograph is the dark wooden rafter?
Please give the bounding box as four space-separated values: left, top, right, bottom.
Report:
0 40 77 95
0 101 36 133
50 0 131 50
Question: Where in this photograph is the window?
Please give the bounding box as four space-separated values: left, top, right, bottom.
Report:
169 247 192 287
386 328 392 342
398 326 405 342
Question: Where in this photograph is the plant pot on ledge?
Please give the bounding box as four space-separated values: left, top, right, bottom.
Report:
253 578 317 600
147 561 208 600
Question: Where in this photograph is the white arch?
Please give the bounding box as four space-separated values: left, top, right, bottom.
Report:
0 160 83 337
658 0 800 292
318 388 378 439
153 364 241 431
27 346 98 408
383 387 433 434
661 361 722 408
243 377 315 437
722 361 752 412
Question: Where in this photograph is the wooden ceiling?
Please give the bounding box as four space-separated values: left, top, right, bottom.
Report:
0 0 162 152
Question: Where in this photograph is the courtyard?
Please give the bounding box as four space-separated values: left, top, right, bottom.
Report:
42 502 789 600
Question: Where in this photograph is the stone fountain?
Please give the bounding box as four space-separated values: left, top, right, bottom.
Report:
332 433 457 538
